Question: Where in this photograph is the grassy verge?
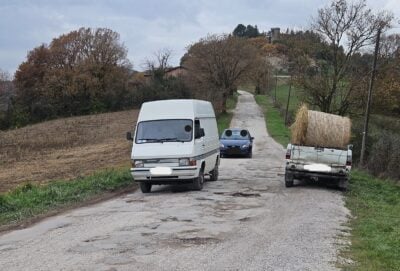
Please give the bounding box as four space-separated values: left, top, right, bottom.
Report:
273 83 301 113
217 92 239 134
345 171 400 270
0 168 133 227
254 95 290 146
255 94 400 270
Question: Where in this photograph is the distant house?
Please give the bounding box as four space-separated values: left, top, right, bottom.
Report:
267 27 281 43
143 66 187 79
165 66 187 77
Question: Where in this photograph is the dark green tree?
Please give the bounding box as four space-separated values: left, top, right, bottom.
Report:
233 24 247 37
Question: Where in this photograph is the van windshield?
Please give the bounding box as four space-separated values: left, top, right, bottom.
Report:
135 119 193 143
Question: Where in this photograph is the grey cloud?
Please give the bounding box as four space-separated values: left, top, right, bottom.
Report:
0 0 398 75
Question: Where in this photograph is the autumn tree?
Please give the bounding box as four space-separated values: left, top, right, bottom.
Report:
295 0 392 115
14 27 133 124
374 34 400 115
0 69 14 128
183 35 259 112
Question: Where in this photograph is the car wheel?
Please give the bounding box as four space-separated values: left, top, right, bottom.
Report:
209 161 219 182
285 171 294 187
193 167 205 191
338 178 348 191
247 150 252 158
140 182 152 193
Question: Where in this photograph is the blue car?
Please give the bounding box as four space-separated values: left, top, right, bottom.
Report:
220 128 254 158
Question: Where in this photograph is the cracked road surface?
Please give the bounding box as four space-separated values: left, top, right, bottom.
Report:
0 91 349 271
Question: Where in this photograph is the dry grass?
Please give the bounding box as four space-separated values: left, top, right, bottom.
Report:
0 109 138 193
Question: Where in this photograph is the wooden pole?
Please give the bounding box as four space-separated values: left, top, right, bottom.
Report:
360 27 381 166
274 70 278 102
285 77 292 126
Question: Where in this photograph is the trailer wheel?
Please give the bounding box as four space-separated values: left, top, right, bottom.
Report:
140 182 152 193
285 171 294 187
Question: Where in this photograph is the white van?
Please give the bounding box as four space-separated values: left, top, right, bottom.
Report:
127 99 220 193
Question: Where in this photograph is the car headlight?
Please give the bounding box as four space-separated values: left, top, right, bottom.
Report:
242 144 249 148
132 160 144 168
179 158 190 166
220 143 225 148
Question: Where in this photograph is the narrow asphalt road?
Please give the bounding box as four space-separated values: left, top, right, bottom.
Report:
0 91 350 271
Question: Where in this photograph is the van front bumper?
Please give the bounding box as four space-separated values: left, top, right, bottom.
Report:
130 166 198 183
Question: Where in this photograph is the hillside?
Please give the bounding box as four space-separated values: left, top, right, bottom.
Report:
0 109 138 193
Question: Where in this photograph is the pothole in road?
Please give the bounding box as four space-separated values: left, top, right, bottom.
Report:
83 235 110 243
176 237 220 245
231 192 261 197
195 197 214 201
213 191 261 197
125 198 146 203
160 217 193 223
239 216 252 222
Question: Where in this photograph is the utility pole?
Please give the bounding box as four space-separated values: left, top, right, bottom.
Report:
360 27 382 166
274 70 278 102
285 76 292 126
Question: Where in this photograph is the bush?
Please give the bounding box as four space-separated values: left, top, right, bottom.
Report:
367 131 400 180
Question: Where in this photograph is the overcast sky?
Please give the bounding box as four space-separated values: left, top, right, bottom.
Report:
0 0 399 76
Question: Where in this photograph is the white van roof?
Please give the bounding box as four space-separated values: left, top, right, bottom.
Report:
138 99 215 121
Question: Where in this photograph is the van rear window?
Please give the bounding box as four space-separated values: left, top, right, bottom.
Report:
136 119 193 143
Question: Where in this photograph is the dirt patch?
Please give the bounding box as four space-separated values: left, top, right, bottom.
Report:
0 109 138 193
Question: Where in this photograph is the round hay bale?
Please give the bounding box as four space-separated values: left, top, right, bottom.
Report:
290 105 351 149
290 104 308 145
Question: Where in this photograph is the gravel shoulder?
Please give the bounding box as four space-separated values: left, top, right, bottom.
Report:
0 91 350 271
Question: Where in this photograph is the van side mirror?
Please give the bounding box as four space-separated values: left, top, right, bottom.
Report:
195 128 205 139
251 137 254 141
126 131 133 141
348 144 353 150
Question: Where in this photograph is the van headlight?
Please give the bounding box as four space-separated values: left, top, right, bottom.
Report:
179 158 196 166
220 143 225 148
132 160 144 168
242 144 249 148
179 158 190 166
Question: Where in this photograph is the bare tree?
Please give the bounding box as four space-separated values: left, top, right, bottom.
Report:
183 34 258 112
144 48 172 80
296 0 393 115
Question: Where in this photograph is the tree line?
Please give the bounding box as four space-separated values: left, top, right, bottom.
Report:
0 26 273 129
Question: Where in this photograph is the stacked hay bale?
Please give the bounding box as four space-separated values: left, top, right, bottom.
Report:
290 105 351 149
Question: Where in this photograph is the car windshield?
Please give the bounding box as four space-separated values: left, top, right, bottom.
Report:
221 129 250 140
136 119 193 143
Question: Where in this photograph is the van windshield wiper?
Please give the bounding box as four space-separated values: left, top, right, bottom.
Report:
137 138 163 142
159 138 186 143
137 138 185 143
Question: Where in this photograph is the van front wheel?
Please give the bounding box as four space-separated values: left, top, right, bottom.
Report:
193 168 204 191
209 162 219 182
140 182 152 193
